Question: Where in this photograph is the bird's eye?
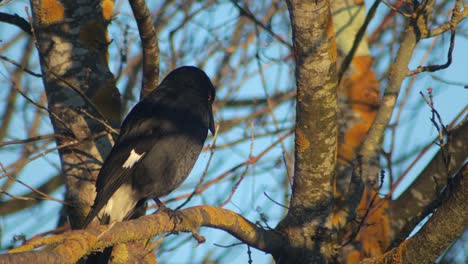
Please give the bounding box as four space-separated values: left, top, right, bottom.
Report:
208 94 213 102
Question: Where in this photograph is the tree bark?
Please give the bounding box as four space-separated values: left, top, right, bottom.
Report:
389 119 468 246
363 164 467 263
276 1 338 262
29 0 121 228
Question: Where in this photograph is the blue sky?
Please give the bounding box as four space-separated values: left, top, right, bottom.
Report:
0 0 467 263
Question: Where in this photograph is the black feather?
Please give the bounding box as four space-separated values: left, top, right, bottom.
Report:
82 66 215 264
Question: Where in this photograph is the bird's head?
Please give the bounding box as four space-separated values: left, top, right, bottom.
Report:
158 66 216 135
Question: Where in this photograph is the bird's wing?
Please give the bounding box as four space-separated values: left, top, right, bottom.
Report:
83 99 168 228
83 134 156 227
84 95 207 227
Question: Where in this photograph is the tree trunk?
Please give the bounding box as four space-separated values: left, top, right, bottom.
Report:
29 0 121 228
275 1 338 262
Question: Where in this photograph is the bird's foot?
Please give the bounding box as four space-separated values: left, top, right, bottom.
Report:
153 198 183 229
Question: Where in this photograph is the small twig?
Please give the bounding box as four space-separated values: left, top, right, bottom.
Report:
0 134 61 147
430 75 468 87
191 230 206 245
263 192 289 209
213 242 243 248
115 24 129 82
218 167 249 207
0 190 36 201
408 28 456 76
341 169 385 247
408 0 463 75
76 108 119 136
423 0 467 38
218 122 256 207
0 163 69 205
338 0 381 84
0 0 16 7
229 0 292 48
0 55 41 77
26 225 70 242
419 88 452 177
0 71 71 134
254 27 292 182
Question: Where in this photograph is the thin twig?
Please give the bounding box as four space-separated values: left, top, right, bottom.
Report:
229 0 292 48
338 0 381 83
341 170 385 247
0 163 69 205
263 192 289 209
0 134 61 147
408 27 456 75
0 55 41 77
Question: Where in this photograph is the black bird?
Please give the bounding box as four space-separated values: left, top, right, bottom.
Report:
83 66 215 261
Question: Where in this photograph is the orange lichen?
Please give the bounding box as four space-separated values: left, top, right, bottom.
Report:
112 243 129 263
327 13 338 63
296 128 311 153
101 0 114 21
39 0 65 25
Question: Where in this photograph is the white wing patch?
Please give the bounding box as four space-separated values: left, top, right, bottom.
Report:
122 149 145 169
101 184 137 223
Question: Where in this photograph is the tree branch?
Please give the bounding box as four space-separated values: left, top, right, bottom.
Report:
4 206 283 263
229 0 292 49
388 119 468 246
0 174 63 215
128 0 160 99
362 164 467 263
356 19 419 187
275 1 338 262
337 0 381 83
0 12 32 35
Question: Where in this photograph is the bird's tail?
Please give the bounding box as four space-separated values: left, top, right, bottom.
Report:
82 199 148 264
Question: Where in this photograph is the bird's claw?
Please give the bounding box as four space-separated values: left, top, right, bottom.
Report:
154 199 183 229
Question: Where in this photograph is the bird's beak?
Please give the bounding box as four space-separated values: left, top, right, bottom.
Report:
209 106 216 135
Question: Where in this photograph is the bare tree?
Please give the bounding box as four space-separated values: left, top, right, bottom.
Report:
0 0 467 263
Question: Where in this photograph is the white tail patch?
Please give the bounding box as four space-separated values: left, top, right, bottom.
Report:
122 149 145 168
100 184 137 223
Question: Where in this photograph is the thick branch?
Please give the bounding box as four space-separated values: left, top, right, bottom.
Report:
423 0 467 38
0 12 32 35
362 165 467 264
129 0 160 99
389 119 468 245
357 22 419 186
4 206 283 263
